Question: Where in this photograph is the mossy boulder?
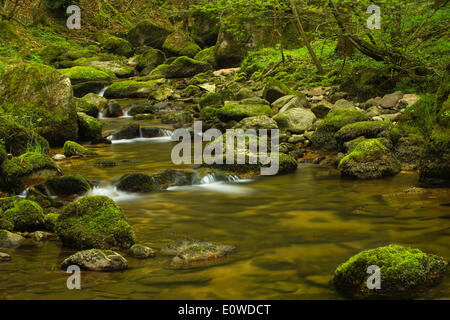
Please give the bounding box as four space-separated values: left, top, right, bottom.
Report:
0 153 59 193
162 31 201 58
217 103 273 122
200 106 218 121
338 138 401 179
310 109 369 151
104 79 162 99
333 245 448 299
100 35 133 57
199 92 223 108
74 97 99 118
136 48 166 75
61 249 128 271
0 115 50 156
102 100 124 118
262 79 300 103
194 47 217 69
335 121 393 145
127 102 156 116
188 10 220 46
130 243 155 259
45 175 91 197
55 196 136 250
110 124 140 140
44 213 60 231
127 19 173 48
150 56 212 78
0 218 13 232
87 60 134 78
0 200 45 231
116 173 160 193
0 62 78 146
63 141 96 157
60 66 113 85
273 108 317 134
77 112 103 142
82 93 108 112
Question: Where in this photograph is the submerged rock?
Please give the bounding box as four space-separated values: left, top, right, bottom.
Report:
338 138 401 179
130 244 155 259
333 245 447 299
161 238 235 267
55 196 136 250
61 249 128 271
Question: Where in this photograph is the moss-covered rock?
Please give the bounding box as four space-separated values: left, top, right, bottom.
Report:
60 66 113 85
100 35 133 57
217 103 273 122
273 108 317 134
199 92 223 108
333 245 448 299
335 121 393 145
55 196 136 250
150 56 212 78
194 47 217 69
0 152 59 193
200 106 218 121
161 111 193 126
63 141 96 157
262 78 300 103
127 102 156 116
0 218 14 231
45 175 91 197
1 200 45 231
127 19 173 48
310 109 369 151
163 31 201 58
82 93 108 112
77 112 103 142
74 97 99 118
116 173 160 193
338 138 401 179
136 48 166 75
133 114 155 121
61 249 128 271
104 79 162 99
130 243 155 259
44 213 60 231
87 60 134 78
233 116 278 131
0 115 50 156
0 62 78 146
0 229 24 248
188 10 219 46
102 100 124 118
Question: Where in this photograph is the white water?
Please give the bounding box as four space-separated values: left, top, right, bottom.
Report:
108 128 173 144
97 86 108 97
87 185 142 202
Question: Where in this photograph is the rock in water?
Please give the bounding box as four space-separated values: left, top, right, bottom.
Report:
61 249 128 271
333 245 447 299
161 238 235 267
0 229 24 248
0 252 11 262
130 244 155 259
55 196 136 250
0 62 78 146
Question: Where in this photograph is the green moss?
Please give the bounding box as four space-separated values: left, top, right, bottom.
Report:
63 141 96 157
116 173 159 193
55 195 136 250
217 104 273 122
104 79 161 99
189 70 215 86
194 47 216 68
334 245 448 299
77 112 103 142
46 174 91 196
150 56 212 79
0 218 14 231
74 97 99 118
199 92 222 108
100 35 133 57
335 121 393 144
200 106 218 121
59 66 113 84
161 111 193 125
44 213 60 231
0 142 6 167
419 126 450 186
127 19 173 48
182 85 202 97
133 114 155 121
1 200 45 231
136 48 166 72
163 31 201 58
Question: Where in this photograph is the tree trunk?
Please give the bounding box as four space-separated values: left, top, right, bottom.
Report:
290 0 323 73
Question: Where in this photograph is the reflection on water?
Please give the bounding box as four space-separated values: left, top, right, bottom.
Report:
0 118 449 300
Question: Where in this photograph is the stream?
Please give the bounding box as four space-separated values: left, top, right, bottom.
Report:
0 98 449 300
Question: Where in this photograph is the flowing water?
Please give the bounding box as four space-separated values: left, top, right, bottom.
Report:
1 105 449 300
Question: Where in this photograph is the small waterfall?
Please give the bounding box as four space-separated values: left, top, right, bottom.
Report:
159 129 173 137
98 86 108 97
198 173 241 185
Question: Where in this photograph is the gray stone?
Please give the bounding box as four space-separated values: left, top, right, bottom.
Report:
61 249 128 271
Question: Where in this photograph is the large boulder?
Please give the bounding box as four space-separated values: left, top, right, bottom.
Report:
136 48 166 75
127 19 173 48
194 47 217 69
150 56 212 78
310 109 369 151
74 97 99 118
0 62 78 146
77 112 103 142
104 79 163 99
162 31 201 58
333 245 447 299
262 79 300 104
338 138 401 179
82 93 108 112
0 115 50 156
55 196 136 250
45 175 91 197
116 173 160 193
273 108 317 133
63 141 96 158
188 11 219 46
59 66 114 97
61 249 128 271
217 103 273 122
273 95 309 113
99 35 133 57
335 121 393 145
